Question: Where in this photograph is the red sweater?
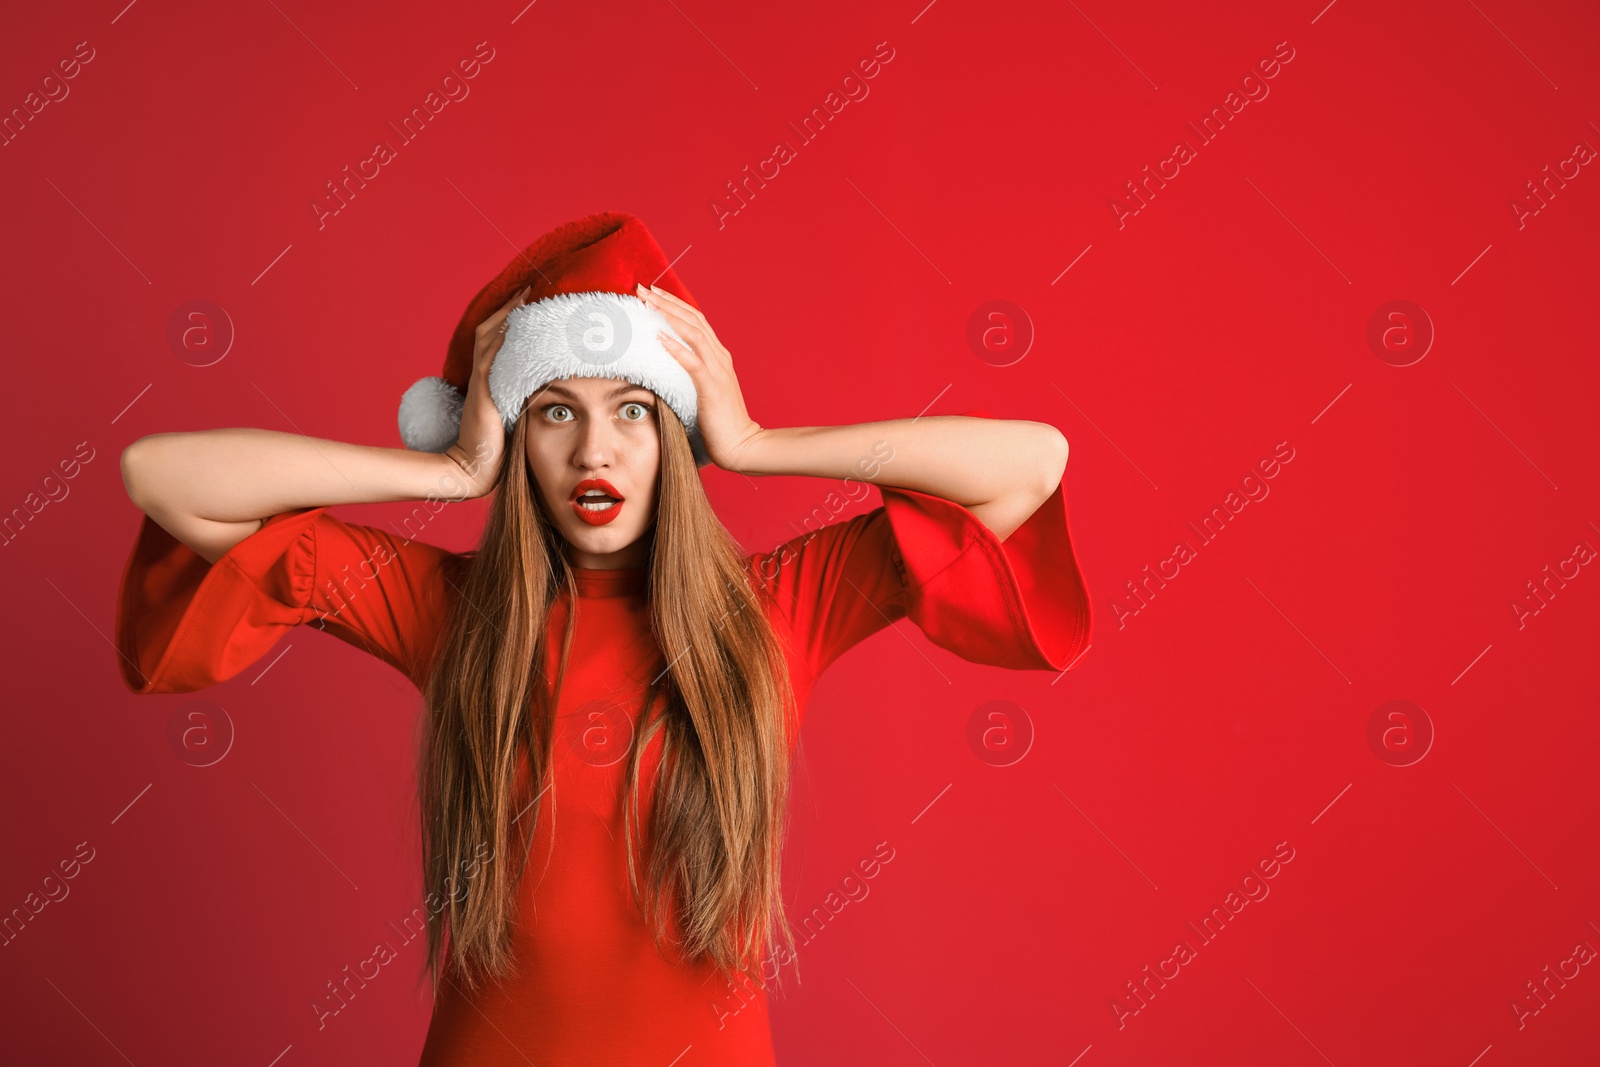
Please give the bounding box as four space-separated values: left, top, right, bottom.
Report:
114 482 1090 1065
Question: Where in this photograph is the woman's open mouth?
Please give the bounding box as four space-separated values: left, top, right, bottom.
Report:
570 479 625 526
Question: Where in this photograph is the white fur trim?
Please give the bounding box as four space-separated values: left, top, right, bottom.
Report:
493 291 700 434
398 375 465 452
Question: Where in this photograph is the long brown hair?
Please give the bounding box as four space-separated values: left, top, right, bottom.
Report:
415 394 799 996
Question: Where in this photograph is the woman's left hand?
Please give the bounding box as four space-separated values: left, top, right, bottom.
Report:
637 282 767 471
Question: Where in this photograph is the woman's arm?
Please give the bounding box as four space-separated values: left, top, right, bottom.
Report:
120 428 464 564
635 281 1068 543
735 418 1068 543
122 286 534 564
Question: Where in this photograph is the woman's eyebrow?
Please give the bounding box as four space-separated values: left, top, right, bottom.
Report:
542 382 654 401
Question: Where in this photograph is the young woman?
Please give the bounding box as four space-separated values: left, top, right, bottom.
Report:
114 214 1091 1066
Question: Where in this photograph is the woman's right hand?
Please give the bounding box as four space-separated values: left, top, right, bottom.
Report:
444 284 532 498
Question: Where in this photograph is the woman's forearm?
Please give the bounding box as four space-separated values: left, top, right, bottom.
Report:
121 428 463 562
122 428 459 521
737 416 1068 540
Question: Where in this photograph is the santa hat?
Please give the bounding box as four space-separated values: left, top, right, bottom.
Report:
398 212 710 466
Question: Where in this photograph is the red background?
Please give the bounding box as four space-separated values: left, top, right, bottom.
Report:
3 0 1597 1063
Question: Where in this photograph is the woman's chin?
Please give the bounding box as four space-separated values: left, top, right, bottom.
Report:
558 517 648 559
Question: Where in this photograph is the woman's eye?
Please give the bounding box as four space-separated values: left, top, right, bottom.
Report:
621 402 650 421
544 405 573 422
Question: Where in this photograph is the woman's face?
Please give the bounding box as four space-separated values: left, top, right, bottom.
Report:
523 376 662 569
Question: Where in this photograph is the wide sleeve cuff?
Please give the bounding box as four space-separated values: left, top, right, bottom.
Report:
880 479 1091 672
114 506 331 694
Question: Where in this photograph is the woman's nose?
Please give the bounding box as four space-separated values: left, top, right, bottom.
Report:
573 416 618 465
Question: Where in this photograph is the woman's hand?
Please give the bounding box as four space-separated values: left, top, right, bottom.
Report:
445 284 532 497
637 282 766 471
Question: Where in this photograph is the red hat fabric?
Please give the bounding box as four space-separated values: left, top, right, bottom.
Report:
398 212 710 465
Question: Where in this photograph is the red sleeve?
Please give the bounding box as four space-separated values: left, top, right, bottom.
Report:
749 479 1091 679
113 506 462 694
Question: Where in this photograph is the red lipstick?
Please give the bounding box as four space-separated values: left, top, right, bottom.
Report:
570 478 625 526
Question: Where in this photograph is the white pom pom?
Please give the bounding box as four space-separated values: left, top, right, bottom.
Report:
398 376 465 453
